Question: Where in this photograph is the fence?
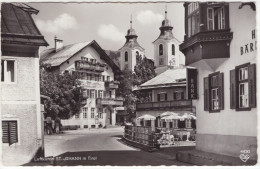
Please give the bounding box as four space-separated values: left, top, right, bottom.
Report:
124 125 157 149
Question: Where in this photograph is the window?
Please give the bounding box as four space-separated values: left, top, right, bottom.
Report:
2 120 18 145
204 72 224 112
98 75 102 81
172 44 175 55
187 3 200 37
107 76 110 81
75 113 80 119
210 75 219 110
185 119 192 128
173 91 185 100
136 51 140 63
95 75 99 81
125 51 128 62
91 108 95 118
90 90 95 98
83 90 88 98
157 92 167 101
91 74 95 81
230 63 256 110
211 88 219 110
1 59 16 83
102 75 105 81
82 107 88 118
98 108 103 118
173 120 178 128
159 44 163 55
98 90 103 98
207 7 225 31
188 2 199 15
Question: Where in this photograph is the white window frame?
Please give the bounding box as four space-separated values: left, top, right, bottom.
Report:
82 107 88 119
173 119 178 128
207 7 225 31
239 82 249 108
1 58 17 84
207 8 214 30
185 119 192 128
211 88 219 110
91 108 95 118
98 90 103 98
238 67 249 108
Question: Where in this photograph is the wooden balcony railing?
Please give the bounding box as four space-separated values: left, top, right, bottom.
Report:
136 100 192 110
96 97 124 106
75 60 106 72
105 80 120 89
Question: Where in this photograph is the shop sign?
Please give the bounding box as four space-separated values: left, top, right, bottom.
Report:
186 68 198 100
240 29 257 55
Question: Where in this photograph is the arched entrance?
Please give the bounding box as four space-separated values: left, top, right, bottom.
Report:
104 106 113 126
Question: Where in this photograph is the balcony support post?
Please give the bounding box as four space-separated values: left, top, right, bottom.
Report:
151 120 155 131
166 121 170 129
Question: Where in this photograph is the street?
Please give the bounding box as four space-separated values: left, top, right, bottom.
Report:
40 127 191 166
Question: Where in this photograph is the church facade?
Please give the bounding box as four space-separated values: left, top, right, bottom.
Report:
153 10 185 75
119 18 145 72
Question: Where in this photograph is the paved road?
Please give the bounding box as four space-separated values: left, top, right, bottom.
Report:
37 127 191 166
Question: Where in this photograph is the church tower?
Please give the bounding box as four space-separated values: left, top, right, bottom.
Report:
153 8 185 75
119 16 145 71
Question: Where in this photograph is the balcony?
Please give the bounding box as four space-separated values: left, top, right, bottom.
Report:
75 60 106 72
136 100 192 111
96 97 124 106
180 30 233 67
105 80 120 89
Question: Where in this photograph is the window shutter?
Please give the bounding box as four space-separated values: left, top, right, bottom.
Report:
87 89 90 98
95 90 97 98
191 119 196 129
204 77 210 111
2 121 9 143
230 69 237 109
165 93 167 101
248 64 256 108
218 73 224 110
157 94 160 101
9 121 18 145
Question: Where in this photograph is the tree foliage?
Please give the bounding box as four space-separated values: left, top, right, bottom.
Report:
116 55 156 120
40 65 83 119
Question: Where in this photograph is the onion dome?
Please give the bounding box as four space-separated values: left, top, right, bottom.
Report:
119 16 144 50
153 9 175 42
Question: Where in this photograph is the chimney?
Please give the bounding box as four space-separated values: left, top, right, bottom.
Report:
54 36 63 52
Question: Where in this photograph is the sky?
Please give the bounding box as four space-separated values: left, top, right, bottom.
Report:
29 2 185 60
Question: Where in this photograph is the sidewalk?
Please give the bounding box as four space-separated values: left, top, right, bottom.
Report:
176 149 257 166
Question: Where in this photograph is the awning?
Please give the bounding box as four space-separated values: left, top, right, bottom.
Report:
136 114 156 120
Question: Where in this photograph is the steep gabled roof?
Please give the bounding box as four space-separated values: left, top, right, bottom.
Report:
1 3 48 46
41 40 121 74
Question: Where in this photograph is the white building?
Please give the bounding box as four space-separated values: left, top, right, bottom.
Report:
41 39 123 129
119 18 145 72
153 10 185 75
179 2 257 164
1 3 48 165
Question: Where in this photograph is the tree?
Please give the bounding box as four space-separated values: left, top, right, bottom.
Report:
40 65 83 119
133 55 156 103
116 55 156 121
116 68 137 120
